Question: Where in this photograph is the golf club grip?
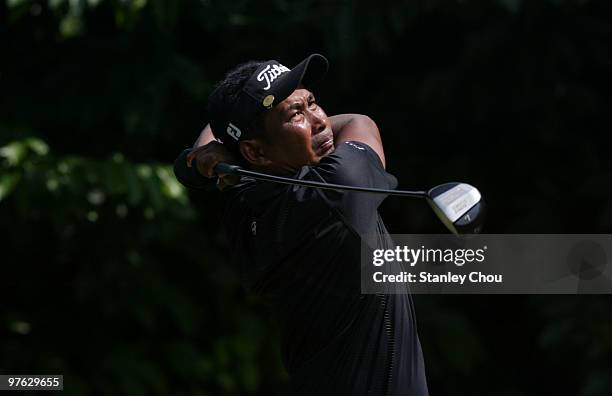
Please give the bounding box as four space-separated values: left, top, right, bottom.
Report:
215 163 242 174
213 163 426 197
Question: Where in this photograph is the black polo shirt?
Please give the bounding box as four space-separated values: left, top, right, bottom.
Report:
222 141 428 396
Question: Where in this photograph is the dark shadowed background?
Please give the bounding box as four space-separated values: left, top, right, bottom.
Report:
1 0 611 395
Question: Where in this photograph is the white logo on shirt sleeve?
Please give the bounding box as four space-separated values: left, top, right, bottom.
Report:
345 142 366 150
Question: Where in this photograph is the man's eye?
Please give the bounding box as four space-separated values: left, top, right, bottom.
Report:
308 101 317 109
291 111 303 119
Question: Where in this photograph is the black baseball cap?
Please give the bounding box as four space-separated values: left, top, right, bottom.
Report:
208 54 329 147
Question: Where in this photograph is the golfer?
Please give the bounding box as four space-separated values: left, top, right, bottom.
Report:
174 54 428 395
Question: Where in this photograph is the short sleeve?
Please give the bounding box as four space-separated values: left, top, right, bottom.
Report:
307 141 398 235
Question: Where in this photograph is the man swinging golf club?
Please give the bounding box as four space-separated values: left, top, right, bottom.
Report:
174 54 429 395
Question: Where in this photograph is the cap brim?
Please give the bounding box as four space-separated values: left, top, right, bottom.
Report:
270 54 329 104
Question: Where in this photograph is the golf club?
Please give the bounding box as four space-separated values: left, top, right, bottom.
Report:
215 163 485 234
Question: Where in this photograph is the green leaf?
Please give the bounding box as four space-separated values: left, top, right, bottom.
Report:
0 173 21 201
156 165 185 200
25 138 49 156
0 141 27 166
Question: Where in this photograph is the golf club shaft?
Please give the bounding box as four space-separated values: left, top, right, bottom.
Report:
215 163 427 198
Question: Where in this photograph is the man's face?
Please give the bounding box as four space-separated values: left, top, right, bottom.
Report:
256 88 334 173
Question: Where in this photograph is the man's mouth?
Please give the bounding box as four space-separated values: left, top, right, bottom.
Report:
313 130 334 154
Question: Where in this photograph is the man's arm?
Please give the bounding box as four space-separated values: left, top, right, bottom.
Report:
329 114 385 168
173 124 238 190
174 114 385 189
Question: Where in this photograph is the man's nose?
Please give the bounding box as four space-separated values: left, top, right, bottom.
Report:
309 111 327 134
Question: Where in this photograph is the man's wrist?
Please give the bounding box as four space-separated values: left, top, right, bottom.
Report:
173 149 217 190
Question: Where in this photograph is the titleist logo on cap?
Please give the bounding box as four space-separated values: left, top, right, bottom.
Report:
257 64 290 90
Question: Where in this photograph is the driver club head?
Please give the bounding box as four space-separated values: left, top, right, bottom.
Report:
426 182 485 235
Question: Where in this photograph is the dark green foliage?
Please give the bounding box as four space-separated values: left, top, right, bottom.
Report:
1 0 611 394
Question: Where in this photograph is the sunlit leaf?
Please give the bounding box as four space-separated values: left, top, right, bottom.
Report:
0 173 21 201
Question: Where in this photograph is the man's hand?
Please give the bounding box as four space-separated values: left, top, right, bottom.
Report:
186 141 240 190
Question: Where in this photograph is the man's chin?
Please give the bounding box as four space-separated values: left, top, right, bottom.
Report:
310 147 332 164
322 143 335 157
314 138 335 157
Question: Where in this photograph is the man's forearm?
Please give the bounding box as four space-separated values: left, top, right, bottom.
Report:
173 124 218 189
193 124 216 149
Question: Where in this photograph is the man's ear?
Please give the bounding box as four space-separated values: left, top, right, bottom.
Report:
239 139 272 167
